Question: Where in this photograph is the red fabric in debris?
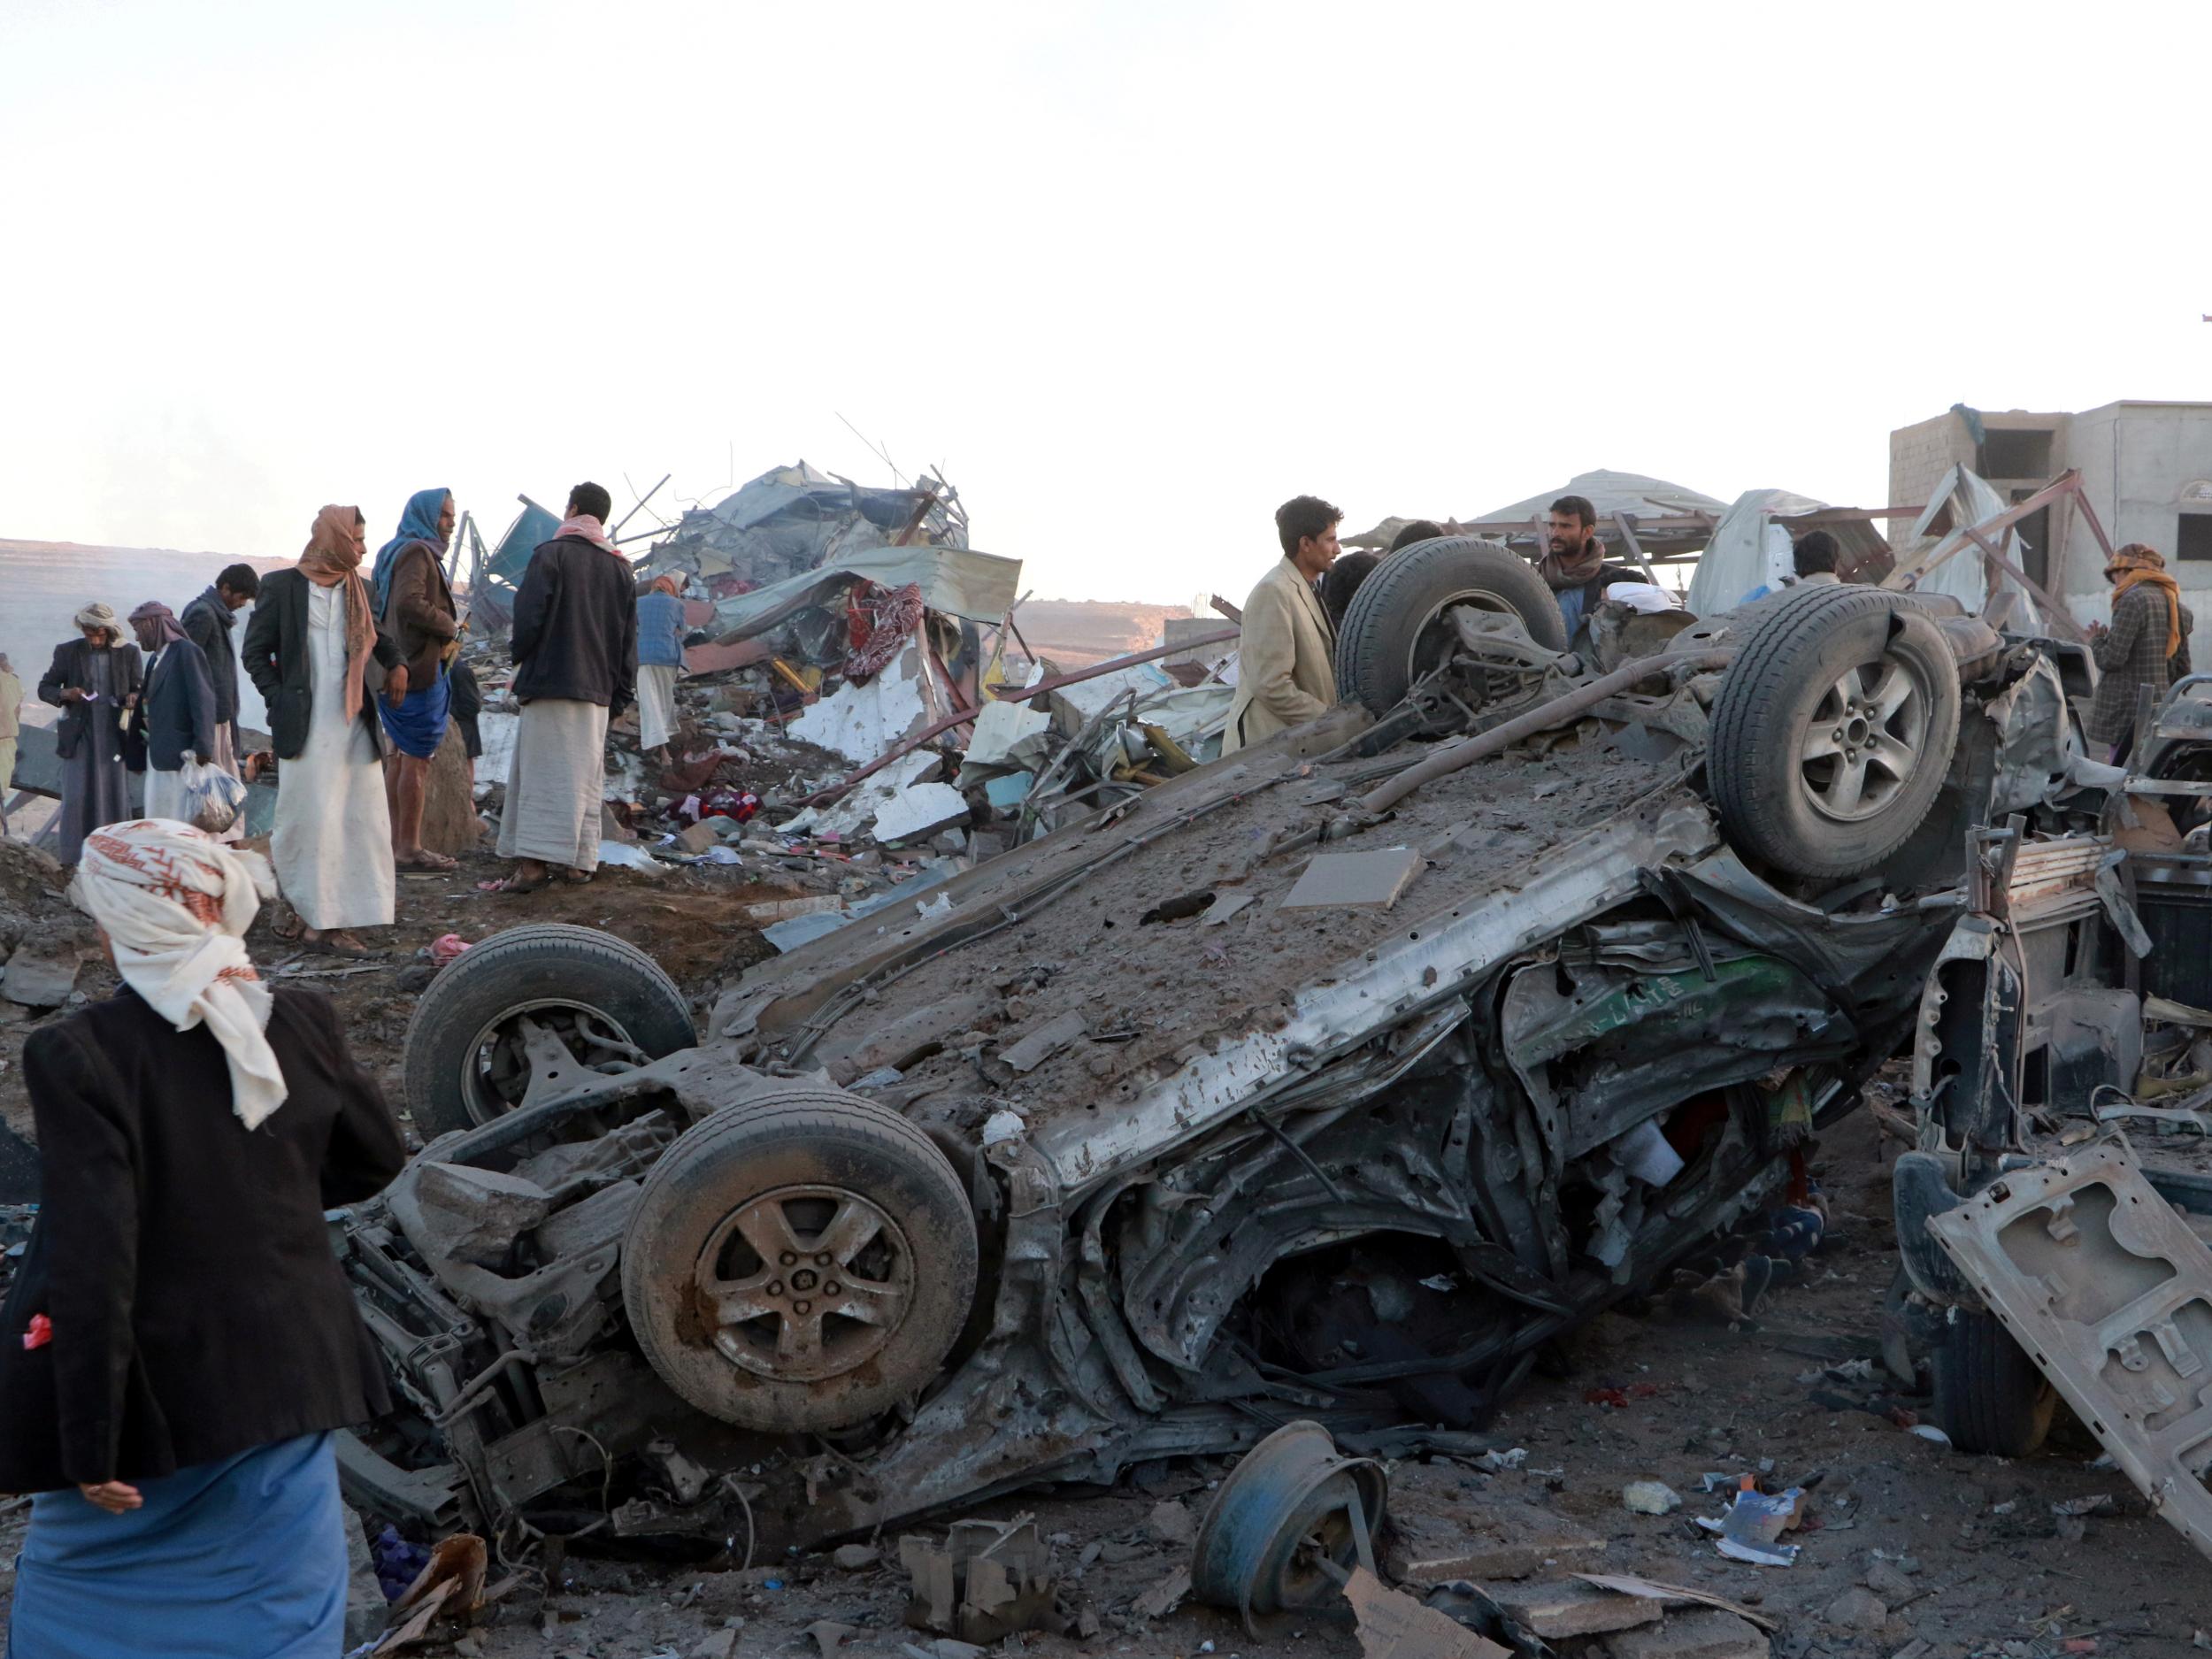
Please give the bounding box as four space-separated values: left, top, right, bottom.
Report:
844 581 925 680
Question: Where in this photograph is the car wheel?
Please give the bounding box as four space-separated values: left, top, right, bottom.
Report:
1932 1309 2057 1456
620 1087 979 1433
1707 587 1962 879
401 924 697 1140
1333 536 1568 716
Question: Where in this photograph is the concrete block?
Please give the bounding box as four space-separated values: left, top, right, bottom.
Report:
1279 846 1425 911
1603 1610 1770 1659
2 939 84 1009
412 1162 553 1268
1493 1580 1665 1639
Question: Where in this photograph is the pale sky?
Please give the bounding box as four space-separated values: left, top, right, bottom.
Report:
4 0 2206 609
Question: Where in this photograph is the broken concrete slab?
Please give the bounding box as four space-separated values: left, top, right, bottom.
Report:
1344 1567 1509 1659
1491 1579 1664 1639
1383 1493 1604 1584
1602 1610 1771 1659
872 782 970 848
783 750 941 841
1000 1010 1088 1074
1279 846 1425 912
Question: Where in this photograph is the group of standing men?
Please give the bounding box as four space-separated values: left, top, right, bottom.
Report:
27 480 637 951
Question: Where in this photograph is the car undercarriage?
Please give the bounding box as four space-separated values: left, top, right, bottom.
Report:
331 552 2123 1553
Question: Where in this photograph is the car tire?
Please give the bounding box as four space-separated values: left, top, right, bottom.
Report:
1334 536 1568 715
620 1087 979 1434
1708 587 1962 879
401 924 697 1140
1931 1309 2057 1457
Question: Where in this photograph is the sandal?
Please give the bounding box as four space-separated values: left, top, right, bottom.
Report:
563 868 594 884
397 849 458 872
271 907 305 943
301 934 383 960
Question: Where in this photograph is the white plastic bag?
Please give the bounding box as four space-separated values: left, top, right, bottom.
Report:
177 757 248 835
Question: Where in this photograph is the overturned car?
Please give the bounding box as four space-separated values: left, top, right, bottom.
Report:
336 540 2113 1547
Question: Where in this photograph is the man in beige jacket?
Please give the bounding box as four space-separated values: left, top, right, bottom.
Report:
1225 495 1342 753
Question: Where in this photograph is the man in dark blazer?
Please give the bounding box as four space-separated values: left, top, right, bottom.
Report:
124 602 219 825
36 603 142 863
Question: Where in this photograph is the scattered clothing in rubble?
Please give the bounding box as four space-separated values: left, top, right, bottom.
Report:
2088 542 2195 754
843 579 925 679
0 824 405 1658
1225 557 1336 753
244 507 403 933
498 514 636 876
38 609 142 864
636 574 686 752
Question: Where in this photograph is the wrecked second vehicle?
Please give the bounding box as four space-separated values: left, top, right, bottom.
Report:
333 540 2111 1548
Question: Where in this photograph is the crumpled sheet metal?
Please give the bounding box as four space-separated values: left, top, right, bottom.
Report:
710 542 1021 637
1928 1133 2212 1564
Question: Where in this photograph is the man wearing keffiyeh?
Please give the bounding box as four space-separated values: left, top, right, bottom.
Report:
124 601 219 827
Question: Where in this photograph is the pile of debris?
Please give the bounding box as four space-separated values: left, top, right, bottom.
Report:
469 468 1241 949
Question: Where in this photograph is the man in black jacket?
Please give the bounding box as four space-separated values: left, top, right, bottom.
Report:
180 564 260 826
124 601 218 826
486 482 638 894
37 604 143 864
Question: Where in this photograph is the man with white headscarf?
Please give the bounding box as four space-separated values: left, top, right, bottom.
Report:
0 818 405 1658
36 603 143 864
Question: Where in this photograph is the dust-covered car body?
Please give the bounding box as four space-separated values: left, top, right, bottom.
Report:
336 556 2110 1545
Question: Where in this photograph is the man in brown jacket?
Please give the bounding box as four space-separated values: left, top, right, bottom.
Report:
373 489 462 870
1225 495 1342 754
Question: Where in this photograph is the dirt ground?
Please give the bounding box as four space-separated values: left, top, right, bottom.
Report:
4 839 2209 1656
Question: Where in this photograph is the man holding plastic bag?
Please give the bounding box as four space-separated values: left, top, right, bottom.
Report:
125 601 240 833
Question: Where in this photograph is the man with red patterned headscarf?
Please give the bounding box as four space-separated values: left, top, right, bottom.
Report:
242 506 409 956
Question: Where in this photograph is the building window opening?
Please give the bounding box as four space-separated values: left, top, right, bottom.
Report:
2177 512 2212 563
1980 428 2055 480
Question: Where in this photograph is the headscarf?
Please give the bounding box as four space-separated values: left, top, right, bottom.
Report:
74 602 122 643
2108 543 2184 659
1538 537 1607 591
127 599 188 647
297 505 377 721
372 488 452 618
649 572 683 596
556 513 624 557
70 820 288 1130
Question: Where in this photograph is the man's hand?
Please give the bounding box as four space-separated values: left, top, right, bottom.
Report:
122 693 138 710
60 687 87 703
193 751 211 766
77 1480 142 1514
2087 620 2108 639
386 665 410 707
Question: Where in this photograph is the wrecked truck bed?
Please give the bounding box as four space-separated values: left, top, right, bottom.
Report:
338 549 2106 1547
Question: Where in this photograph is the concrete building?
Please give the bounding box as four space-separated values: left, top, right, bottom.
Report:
1889 402 2212 623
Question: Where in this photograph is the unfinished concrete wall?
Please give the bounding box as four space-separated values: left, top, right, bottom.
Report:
2061 403 2212 626
1889 412 1977 543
